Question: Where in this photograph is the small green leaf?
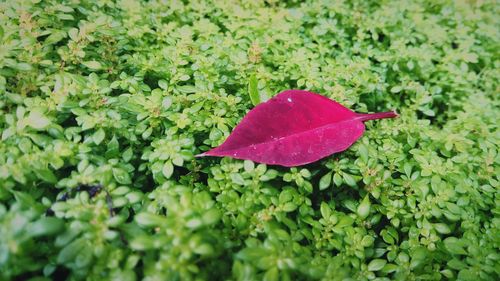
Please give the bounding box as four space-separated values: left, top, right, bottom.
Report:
82 61 102 70
193 244 214 256
177 85 197 93
172 156 184 166
243 160 255 172
135 213 166 227
357 195 371 219
263 267 279 281
320 202 331 219
28 217 64 237
130 235 156 250
202 209 221 225
162 96 172 109
34 168 58 184
230 173 245 185
282 202 297 212
248 74 260 106
343 173 357 187
368 259 387 271
162 161 174 178
448 259 467 270
444 237 467 255
158 80 168 90
434 223 451 234
57 238 86 264
113 168 131 184
333 173 343 186
93 128 105 145
381 264 398 273
68 28 78 40
336 216 354 228
15 63 33 71
45 30 66 45
119 149 132 164
391 86 402 93
26 109 50 130
179 74 190 81
358 144 368 163
186 218 203 228
319 172 332 190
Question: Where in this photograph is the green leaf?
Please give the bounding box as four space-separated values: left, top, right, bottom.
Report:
248 74 260 106
336 216 354 228
93 128 105 145
162 96 172 109
57 238 87 264
357 195 371 219
237 247 269 261
263 267 279 281
320 202 331 219
368 259 387 271
26 110 50 129
14 63 33 71
391 86 402 93
202 209 221 225
123 147 133 162
158 79 168 90
448 259 467 270
343 173 357 187
444 237 467 255
358 144 368 163
45 30 66 44
28 217 64 237
333 173 343 186
381 264 398 274
34 168 58 184
243 160 255 172
82 61 102 70
177 85 197 93
193 243 214 256
113 168 131 184
162 161 174 178
230 173 245 185
179 74 190 81
434 223 451 234
130 235 156 250
135 213 166 227
319 172 332 190
186 218 203 228
282 202 297 212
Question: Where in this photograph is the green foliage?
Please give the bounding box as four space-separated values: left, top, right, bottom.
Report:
0 0 499 280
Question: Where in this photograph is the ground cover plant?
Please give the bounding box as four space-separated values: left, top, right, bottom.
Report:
0 0 499 280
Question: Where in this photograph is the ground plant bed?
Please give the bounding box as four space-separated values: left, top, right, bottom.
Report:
0 0 499 280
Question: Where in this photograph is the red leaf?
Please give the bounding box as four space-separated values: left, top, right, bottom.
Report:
198 90 398 167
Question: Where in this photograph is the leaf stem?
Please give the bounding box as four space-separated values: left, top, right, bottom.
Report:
357 111 399 122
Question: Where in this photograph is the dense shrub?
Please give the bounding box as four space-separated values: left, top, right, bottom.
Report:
0 0 499 280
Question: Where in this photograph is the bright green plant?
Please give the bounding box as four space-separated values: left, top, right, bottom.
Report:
0 0 499 280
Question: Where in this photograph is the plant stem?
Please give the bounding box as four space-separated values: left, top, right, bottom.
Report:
357 111 399 122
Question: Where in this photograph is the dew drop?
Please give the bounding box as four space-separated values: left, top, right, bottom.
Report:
287 98 292 102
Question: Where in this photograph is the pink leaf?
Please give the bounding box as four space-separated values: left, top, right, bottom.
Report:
197 90 398 167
